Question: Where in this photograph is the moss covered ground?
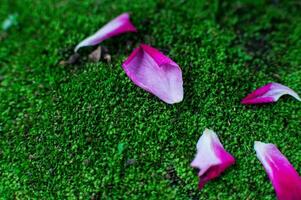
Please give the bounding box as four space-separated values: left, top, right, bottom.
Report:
0 0 300 199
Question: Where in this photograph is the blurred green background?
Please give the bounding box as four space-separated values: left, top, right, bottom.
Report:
0 0 300 199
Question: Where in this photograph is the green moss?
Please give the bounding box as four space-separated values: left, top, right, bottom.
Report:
0 0 300 199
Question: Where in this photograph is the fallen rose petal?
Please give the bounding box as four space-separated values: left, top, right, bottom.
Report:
75 13 136 52
241 82 301 104
254 141 301 200
122 44 183 104
191 129 235 189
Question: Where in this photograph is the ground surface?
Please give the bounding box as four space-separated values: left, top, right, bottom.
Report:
0 0 300 199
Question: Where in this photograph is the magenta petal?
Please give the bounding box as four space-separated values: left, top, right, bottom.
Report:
241 82 301 104
191 129 235 189
122 44 183 104
75 13 137 52
254 142 301 200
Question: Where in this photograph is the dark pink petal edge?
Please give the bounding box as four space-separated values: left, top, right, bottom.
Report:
198 142 235 189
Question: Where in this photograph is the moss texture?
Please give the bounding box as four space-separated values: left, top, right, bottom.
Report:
0 0 300 199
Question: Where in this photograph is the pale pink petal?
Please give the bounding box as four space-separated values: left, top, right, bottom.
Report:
75 13 136 52
122 44 183 104
254 141 301 200
241 82 301 104
191 129 235 189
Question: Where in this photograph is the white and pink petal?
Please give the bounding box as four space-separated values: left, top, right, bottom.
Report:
241 82 300 104
254 141 301 200
75 13 137 52
122 44 183 104
191 129 235 189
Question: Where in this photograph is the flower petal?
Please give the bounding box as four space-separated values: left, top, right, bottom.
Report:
75 13 136 52
241 82 301 104
191 129 235 189
254 141 301 200
122 44 183 104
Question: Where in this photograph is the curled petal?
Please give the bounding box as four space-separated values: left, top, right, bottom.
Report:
191 129 235 189
122 44 183 104
75 13 136 52
254 141 301 200
241 82 301 104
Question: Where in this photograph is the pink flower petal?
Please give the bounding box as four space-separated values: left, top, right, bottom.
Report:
241 82 301 104
75 13 136 52
122 44 183 104
191 129 235 189
254 141 301 200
